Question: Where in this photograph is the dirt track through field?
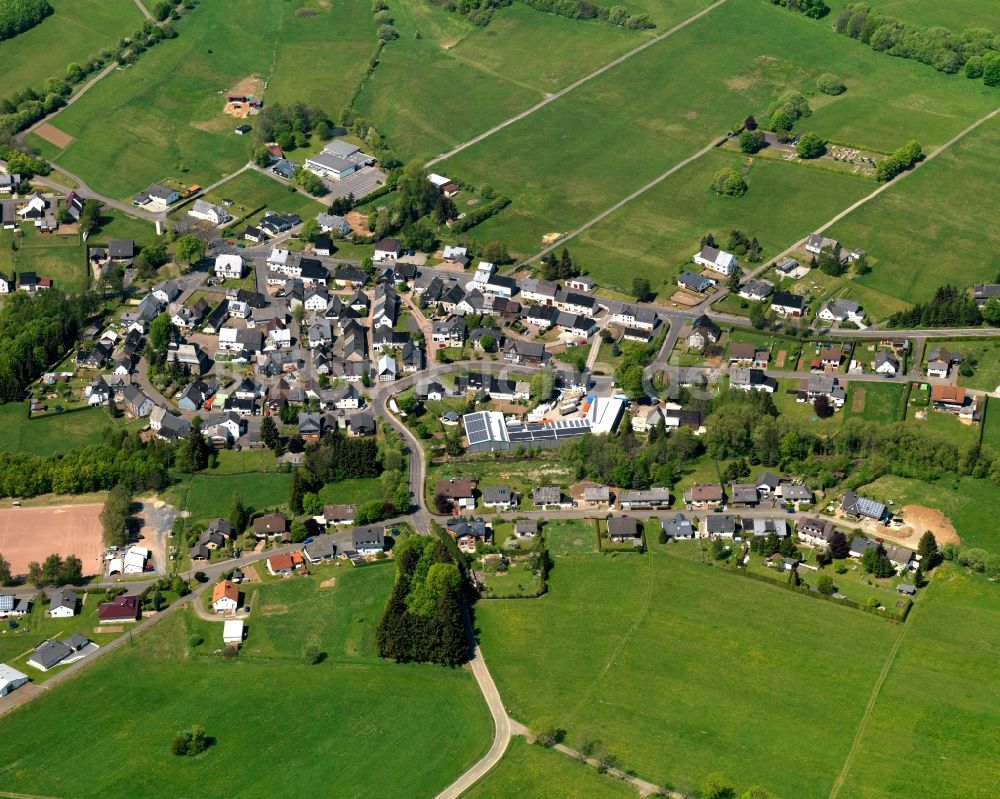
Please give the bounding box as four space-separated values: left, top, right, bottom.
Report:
34 123 74 149
0 504 104 576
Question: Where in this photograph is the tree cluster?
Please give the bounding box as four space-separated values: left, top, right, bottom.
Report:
0 0 52 41
254 101 329 150
100 484 132 548
26 553 83 587
887 284 982 328
0 289 98 403
170 725 211 757
860 543 895 577
874 139 922 182
739 129 766 154
303 429 382 483
748 531 800 560
711 167 747 197
816 73 846 95
767 90 811 134
834 4 1000 84
114 19 177 66
726 229 762 262
795 131 827 159
769 0 828 19
293 165 327 196
376 534 468 666
519 0 654 29
540 247 579 281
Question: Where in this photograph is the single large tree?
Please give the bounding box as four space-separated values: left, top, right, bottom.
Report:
828 530 850 560
0 554 11 587
174 235 206 268
261 415 280 452
100 484 131 547
917 530 939 568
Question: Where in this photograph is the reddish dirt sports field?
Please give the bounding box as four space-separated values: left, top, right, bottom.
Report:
0 504 104 577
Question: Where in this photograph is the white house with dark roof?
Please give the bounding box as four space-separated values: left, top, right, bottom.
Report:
214 253 244 279
189 199 231 226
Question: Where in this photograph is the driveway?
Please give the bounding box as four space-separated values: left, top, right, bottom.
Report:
134 499 177 575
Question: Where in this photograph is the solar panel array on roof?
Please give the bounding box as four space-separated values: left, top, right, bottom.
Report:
505 417 590 443
856 496 886 518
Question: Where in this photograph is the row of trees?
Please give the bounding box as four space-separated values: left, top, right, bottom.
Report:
26 553 84 587
376 533 468 665
834 4 1000 84
874 139 922 182
768 0 828 19
0 428 173 499
887 284 982 328
0 0 51 41
100 484 132 548
436 0 653 29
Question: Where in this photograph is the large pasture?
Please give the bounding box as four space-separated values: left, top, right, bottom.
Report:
31 0 375 199
835 566 1000 799
559 149 872 295
0 566 492 798
828 115 1000 308
476 547 899 797
0 0 144 100
441 0 997 256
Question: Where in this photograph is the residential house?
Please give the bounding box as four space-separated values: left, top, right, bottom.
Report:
532 486 572 509
619 487 671 510
798 375 847 408
442 245 470 268
0 173 21 194
797 518 838 548
47 588 78 618
677 271 715 293
583 485 611 508
373 237 402 262
253 513 289 540
849 535 879 558
703 514 738 537
303 534 337 563
376 354 397 382
151 279 180 304
316 213 350 236
435 478 477 510
744 517 788 538
133 183 179 208
211 580 240 614
520 278 560 305
324 504 357 526
612 305 658 331
349 525 386 555
972 283 1000 308
726 480 760 507
885 544 916 572
554 290 596 317
27 639 77 671
661 513 695 540
565 276 595 292
683 483 723 509
514 519 538 539
218 327 263 354
481 486 516 511
841 491 888 523
266 552 296 576
607 517 641 543
188 199 231 226
770 291 805 317
817 299 864 324
805 234 839 255
176 379 213 411
503 339 545 366
349 411 376 436
0 595 30 618
149 406 191 441
214 253 244 279
432 315 466 345
737 279 773 302
692 245 737 276
778 484 813 507
687 315 721 350
874 349 899 376
729 366 777 393
446 518 492 553
931 384 979 421
97 595 140 623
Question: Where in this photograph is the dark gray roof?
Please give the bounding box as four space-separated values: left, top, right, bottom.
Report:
30 639 73 669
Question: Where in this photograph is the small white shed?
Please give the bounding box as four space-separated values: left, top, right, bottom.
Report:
223 620 244 645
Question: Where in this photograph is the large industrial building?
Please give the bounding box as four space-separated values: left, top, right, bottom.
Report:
462 396 626 452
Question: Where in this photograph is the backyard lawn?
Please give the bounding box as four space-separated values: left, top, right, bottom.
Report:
843 381 905 423
0 225 88 294
424 457 574 509
0 566 493 798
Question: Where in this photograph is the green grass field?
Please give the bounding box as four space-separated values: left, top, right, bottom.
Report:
868 0 1000 30
317 477 386 507
555 148 872 295
829 115 1000 310
173 472 292 522
543 519 598 557
772 378 843 433
844 381 904 423
0 404 128 456
859 474 1000 554
442 0 997 257
0 0 144 100
476 548 898 798
462 736 637 799
836 564 1000 799
0 224 89 293
32 0 373 199
906 404 980 447
0 566 493 798
425 457 574 508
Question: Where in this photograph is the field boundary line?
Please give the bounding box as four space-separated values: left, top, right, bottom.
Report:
425 0 730 168
828 605 918 799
